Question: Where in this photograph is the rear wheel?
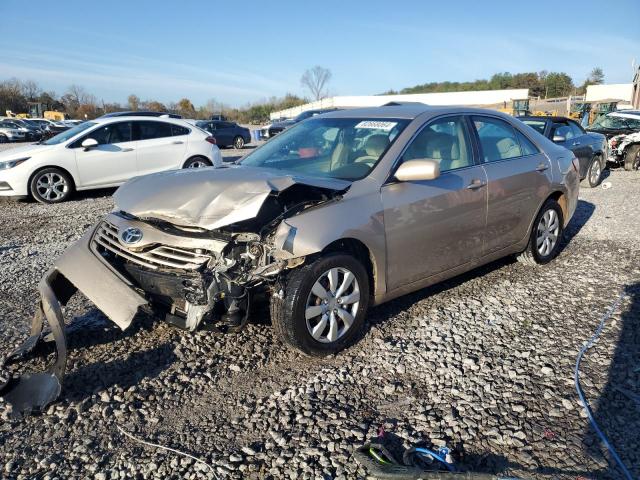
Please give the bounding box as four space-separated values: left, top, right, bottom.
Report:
233 136 245 149
517 199 564 266
271 253 369 356
624 145 640 171
183 156 212 168
582 156 603 188
29 168 74 204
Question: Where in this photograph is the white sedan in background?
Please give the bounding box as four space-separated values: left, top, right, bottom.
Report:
0 116 222 203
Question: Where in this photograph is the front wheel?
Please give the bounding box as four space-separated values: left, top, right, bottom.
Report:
233 136 245 149
517 199 564 266
271 253 370 356
29 168 74 204
0 135 7 144
183 157 212 168
582 157 603 188
624 145 640 171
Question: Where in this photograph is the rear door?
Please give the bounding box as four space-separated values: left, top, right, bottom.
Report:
72 121 138 187
213 121 234 146
133 120 188 176
471 115 552 253
381 115 487 290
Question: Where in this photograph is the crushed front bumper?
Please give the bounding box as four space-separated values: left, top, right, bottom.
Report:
0 226 147 416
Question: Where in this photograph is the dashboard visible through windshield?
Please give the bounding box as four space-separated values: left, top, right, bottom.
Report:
241 117 409 181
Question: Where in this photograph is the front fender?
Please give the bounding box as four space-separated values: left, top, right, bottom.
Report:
273 191 387 298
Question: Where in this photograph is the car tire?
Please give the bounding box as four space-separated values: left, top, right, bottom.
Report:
624 145 640 171
233 136 245 149
29 168 74 204
517 198 564 266
183 156 212 169
270 253 370 356
0 134 7 144
581 156 603 188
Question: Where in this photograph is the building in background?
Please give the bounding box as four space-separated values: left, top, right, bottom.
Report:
270 89 529 120
585 83 633 103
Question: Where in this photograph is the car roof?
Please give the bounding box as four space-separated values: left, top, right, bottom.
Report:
321 104 513 120
90 116 193 126
518 115 575 123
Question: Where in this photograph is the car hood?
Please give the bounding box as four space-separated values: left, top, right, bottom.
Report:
0 143 55 160
114 165 351 230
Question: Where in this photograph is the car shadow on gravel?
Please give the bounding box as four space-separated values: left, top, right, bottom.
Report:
563 199 595 244
581 282 640 479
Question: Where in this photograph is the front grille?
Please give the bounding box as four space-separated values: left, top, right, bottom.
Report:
93 221 211 271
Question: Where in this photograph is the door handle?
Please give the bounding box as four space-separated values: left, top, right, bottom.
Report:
536 163 549 172
172 141 184 145
572 142 581 146
121 148 134 152
466 179 486 190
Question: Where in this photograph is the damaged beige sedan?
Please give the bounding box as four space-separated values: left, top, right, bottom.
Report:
1 104 580 414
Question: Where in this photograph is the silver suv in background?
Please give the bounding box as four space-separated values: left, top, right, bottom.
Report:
2 104 580 414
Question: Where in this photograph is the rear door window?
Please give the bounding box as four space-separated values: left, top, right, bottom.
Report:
136 121 174 140
514 129 539 156
471 116 522 162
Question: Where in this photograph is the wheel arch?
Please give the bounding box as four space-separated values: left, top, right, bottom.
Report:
27 165 77 194
320 238 378 300
182 155 211 168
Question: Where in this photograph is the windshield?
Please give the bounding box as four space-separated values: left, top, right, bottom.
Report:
43 122 96 145
521 119 546 134
241 117 409 181
590 115 628 130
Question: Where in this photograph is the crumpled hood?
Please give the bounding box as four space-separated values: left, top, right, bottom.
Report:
114 165 351 230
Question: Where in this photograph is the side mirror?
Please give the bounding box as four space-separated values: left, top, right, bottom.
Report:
81 138 98 150
395 158 440 182
552 135 566 143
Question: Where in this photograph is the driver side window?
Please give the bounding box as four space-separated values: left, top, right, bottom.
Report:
73 122 132 147
403 116 472 172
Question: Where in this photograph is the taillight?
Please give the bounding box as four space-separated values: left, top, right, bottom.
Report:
205 136 216 145
572 157 580 171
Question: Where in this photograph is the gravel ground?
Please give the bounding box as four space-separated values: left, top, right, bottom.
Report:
0 141 639 480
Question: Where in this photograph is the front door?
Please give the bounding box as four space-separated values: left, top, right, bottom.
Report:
381 115 487 291
73 121 138 187
471 115 552 253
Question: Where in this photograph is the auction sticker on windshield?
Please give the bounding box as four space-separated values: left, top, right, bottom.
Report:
355 121 397 131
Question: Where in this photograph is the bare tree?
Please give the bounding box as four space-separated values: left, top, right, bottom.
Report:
20 80 41 101
127 94 140 111
301 66 332 100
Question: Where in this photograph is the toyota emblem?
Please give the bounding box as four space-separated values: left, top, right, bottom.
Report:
121 227 143 245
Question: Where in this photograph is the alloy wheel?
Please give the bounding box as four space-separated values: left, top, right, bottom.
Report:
35 172 69 202
305 267 360 343
589 160 601 185
234 137 244 149
536 208 560 257
187 159 209 168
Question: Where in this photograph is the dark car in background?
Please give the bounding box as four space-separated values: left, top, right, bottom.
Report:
267 108 340 137
520 116 607 187
10 119 44 141
195 120 251 149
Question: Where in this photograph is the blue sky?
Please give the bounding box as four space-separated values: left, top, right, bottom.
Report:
1 0 638 107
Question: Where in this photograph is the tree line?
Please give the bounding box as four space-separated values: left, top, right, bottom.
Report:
387 68 604 98
0 78 308 123
0 67 604 124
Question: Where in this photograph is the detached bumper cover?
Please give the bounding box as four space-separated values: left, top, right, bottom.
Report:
0 227 147 416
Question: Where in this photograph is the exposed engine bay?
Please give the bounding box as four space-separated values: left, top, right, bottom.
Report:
0 167 349 416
